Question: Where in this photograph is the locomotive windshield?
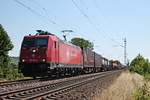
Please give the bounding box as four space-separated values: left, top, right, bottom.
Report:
22 38 48 48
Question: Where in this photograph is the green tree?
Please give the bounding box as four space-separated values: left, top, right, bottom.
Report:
129 54 150 75
0 24 13 78
129 54 145 74
71 37 94 50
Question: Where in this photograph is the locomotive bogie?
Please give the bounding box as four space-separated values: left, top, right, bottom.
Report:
19 63 51 77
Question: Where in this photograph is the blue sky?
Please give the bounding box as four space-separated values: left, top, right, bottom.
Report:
0 0 150 64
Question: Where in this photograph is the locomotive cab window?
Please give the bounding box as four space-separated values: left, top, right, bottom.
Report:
22 38 48 48
36 38 48 48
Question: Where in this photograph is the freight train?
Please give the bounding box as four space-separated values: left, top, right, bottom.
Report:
19 30 123 78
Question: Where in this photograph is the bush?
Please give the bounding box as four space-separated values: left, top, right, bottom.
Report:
144 73 150 80
8 63 24 80
129 54 150 100
129 54 150 79
132 83 150 100
0 62 24 80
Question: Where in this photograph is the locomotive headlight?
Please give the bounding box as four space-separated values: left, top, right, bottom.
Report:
42 59 46 62
22 59 25 62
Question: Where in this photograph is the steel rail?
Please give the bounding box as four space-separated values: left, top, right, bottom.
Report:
25 70 122 100
0 70 123 100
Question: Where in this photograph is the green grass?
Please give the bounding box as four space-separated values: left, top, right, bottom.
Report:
144 73 150 81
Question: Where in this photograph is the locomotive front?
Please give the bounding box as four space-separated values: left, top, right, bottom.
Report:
19 34 51 77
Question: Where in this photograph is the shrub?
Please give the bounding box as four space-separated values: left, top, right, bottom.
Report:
132 83 150 100
129 54 150 79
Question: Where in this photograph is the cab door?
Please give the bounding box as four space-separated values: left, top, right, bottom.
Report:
54 41 59 64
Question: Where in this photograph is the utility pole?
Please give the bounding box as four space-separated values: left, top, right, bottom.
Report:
112 37 127 66
124 38 127 66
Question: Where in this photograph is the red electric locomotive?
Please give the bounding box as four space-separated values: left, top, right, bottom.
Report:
19 30 122 78
19 30 83 78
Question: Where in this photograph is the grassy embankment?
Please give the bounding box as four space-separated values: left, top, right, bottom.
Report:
94 54 150 100
93 71 144 100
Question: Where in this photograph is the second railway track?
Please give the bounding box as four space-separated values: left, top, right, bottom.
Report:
0 70 123 100
0 78 43 93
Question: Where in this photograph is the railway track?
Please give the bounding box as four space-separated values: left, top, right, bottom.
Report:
0 78 43 93
0 74 72 90
0 70 123 100
0 76 64 93
26 71 118 100
0 78 41 87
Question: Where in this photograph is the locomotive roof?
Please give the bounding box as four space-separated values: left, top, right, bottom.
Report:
59 39 81 49
24 34 50 38
24 33 81 49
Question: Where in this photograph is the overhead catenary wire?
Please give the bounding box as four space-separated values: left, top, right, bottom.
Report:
79 0 124 50
28 0 57 22
72 0 116 57
72 0 114 49
13 0 65 29
13 0 89 41
74 0 125 61
71 0 103 37
14 0 123 47
92 0 123 46
27 0 89 39
72 0 116 43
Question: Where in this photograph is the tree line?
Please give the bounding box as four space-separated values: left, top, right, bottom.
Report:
129 54 150 79
0 24 23 80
